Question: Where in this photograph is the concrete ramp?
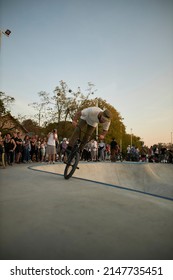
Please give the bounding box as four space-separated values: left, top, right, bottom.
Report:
32 162 173 200
1 163 172 260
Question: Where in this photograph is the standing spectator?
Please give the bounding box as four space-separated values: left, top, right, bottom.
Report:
55 137 59 161
60 138 68 161
140 145 148 162
37 137 42 162
30 136 38 162
135 147 140 162
81 142 91 161
47 129 58 164
148 146 154 162
126 145 131 161
23 135 31 163
0 133 4 156
4 133 16 165
154 145 159 162
98 140 106 161
105 144 111 161
110 138 119 162
12 132 18 162
90 139 98 161
160 145 167 163
15 132 23 163
40 139 46 162
130 145 136 161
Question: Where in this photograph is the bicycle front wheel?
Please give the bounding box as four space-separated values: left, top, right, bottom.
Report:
64 151 80 179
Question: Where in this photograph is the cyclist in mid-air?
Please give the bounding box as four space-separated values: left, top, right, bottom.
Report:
67 106 112 153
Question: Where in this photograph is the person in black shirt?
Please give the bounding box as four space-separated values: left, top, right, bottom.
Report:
110 138 119 162
15 132 23 163
4 133 16 165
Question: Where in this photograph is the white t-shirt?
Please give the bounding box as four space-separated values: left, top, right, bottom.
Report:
47 133 57 146
80 107 110 130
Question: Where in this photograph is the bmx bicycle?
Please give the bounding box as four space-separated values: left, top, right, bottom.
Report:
64 138 81 179
64 127 95 179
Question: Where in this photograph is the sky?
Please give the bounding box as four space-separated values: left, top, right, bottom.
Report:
0 0 173 146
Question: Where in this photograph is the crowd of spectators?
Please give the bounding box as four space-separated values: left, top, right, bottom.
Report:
0 130 173 168
125 144 173 163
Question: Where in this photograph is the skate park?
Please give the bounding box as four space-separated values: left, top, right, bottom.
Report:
0 161 173 260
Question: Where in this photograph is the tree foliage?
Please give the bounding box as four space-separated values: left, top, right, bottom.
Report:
21 119 41 136
1 82 144 152
0 91 15 116
28 91 50 126
28 81 95 125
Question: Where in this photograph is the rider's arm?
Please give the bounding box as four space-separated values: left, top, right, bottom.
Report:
99 130 108 140
72 111 82 126
99 121 111 139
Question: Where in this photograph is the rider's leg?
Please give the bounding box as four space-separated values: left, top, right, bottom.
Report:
79 124 95 152
63 119 87 162
68 119 87 149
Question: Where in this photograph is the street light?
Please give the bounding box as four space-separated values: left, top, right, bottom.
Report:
131 128 133 147
120 118 124 153
0 29 11 49
95 98 98 140
3 29 11 36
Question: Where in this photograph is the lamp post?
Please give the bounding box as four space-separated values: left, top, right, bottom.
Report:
95 98 98 140
120 118 124 153
87 82 98 139
0 29 11 50
171 132 173 146
131 128 133 147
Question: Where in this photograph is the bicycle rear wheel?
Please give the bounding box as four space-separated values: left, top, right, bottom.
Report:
64 151 80 179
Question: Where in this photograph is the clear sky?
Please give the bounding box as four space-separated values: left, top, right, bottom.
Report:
0 0 173 146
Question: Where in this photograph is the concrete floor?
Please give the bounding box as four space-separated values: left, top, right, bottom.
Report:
0 162 173 260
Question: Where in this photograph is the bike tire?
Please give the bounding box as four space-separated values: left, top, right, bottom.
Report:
64 151 80 179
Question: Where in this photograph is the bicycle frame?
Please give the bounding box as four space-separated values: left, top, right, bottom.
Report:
64 146 80 179
64 127 93 179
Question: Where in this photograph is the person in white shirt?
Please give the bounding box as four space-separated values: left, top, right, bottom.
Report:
98 140 106 161
90 139 98 161
68 106 111 152
47 129 58 163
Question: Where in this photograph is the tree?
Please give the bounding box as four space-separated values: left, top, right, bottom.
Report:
28 81 96 125
52 81 96 123
28 91 50 126
27 81 144 152
0 91 15 116
21 119 42 136
44 121 74 141
44 97 127 147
